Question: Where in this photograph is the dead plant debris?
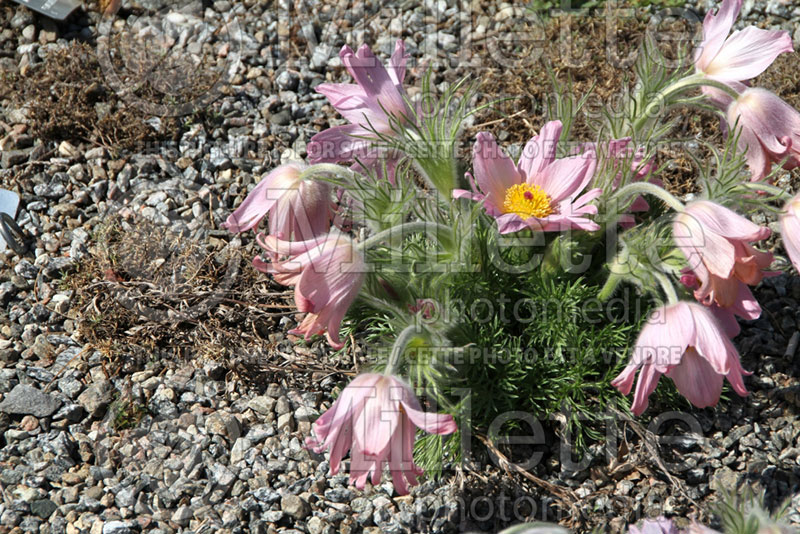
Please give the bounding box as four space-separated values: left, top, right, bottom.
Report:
69 217 360 387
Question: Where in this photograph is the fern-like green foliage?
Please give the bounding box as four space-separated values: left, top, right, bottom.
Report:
348 212 656 476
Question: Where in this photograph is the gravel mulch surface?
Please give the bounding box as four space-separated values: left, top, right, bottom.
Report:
1 1 800 533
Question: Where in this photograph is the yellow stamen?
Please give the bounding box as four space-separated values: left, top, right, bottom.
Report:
502 183 553 219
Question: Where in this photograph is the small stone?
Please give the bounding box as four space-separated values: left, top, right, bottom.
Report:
295 406 319 422
77 380 113 418
281 494 310 520
43 257 76 279
20 415 38 431
14 259 38 279
210 463 236 487
102 521 131 534
0 384 62 417
1 149 28 169
324 487 352 503
249 396 276 415
230 437 252 464
262 510 284 522
710 466 740 493
22 24 36 41
306 516 328 534
30 499 57 519
171 505 193 526
85 147 106 160
205 411 241 441
269 109 292 126
58 141 80 159
275 396 291 415
277 412 295 432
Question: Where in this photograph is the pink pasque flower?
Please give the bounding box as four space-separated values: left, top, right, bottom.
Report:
308 40 411 182
223 163 332 240
673 200 772 311
585 137 658 226
726 88 800 181
679 269 758 338
628 517 680 534
694 0 792 106
453 122 600 233
255 232 365 349
779 193 800 272
306 373 457 495
612 301 749 415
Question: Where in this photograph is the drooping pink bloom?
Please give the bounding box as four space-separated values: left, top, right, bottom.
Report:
779 193 800 272
453 122 600 233
612 301 749 415
308 41 411 182
628 517 680 534
306 373 457 495
694 0 792 101
673 200 772 311
223 163 332 240
679 269 758 338
726 88 800 181
255 232 365 349
584 137 658 226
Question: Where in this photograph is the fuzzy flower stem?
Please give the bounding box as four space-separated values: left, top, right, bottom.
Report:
631 74 741 133
598 272 624 302
613 182 686 212
654 270 679 305
385 325 418 376
298 163 357 184
358 221 451 251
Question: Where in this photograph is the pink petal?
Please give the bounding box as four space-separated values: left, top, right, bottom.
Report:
729 88 800 181
517 120 563 178
685 201 770 242
688 303 736 375
665 347 724 409
728 282 761 321
724 355 750 397
223 164 303 233
673 211 736 278
570 188 603 210
268 180 332 241
704 27 794 83
341 44 408 119
388 40 408 88
315 83 388 128
635 302 695 372
631 364 662 416
388 417 415 495
495 212 534 234
694 0 742 71
611 362 640 395
402 403 457 435
711 306 740 338
353 378 401 456
472 132 522 210
307 124 376 164
780 197 800 271
529 153 596 203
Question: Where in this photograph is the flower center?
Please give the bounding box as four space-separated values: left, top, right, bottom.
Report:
502 183 553 219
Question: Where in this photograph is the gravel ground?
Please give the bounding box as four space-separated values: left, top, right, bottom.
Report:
1 1 800 533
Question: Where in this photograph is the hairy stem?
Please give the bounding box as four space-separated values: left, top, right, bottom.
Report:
613 182 686 212
385 325 418 376
358 221 451 251
654 270 679 305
